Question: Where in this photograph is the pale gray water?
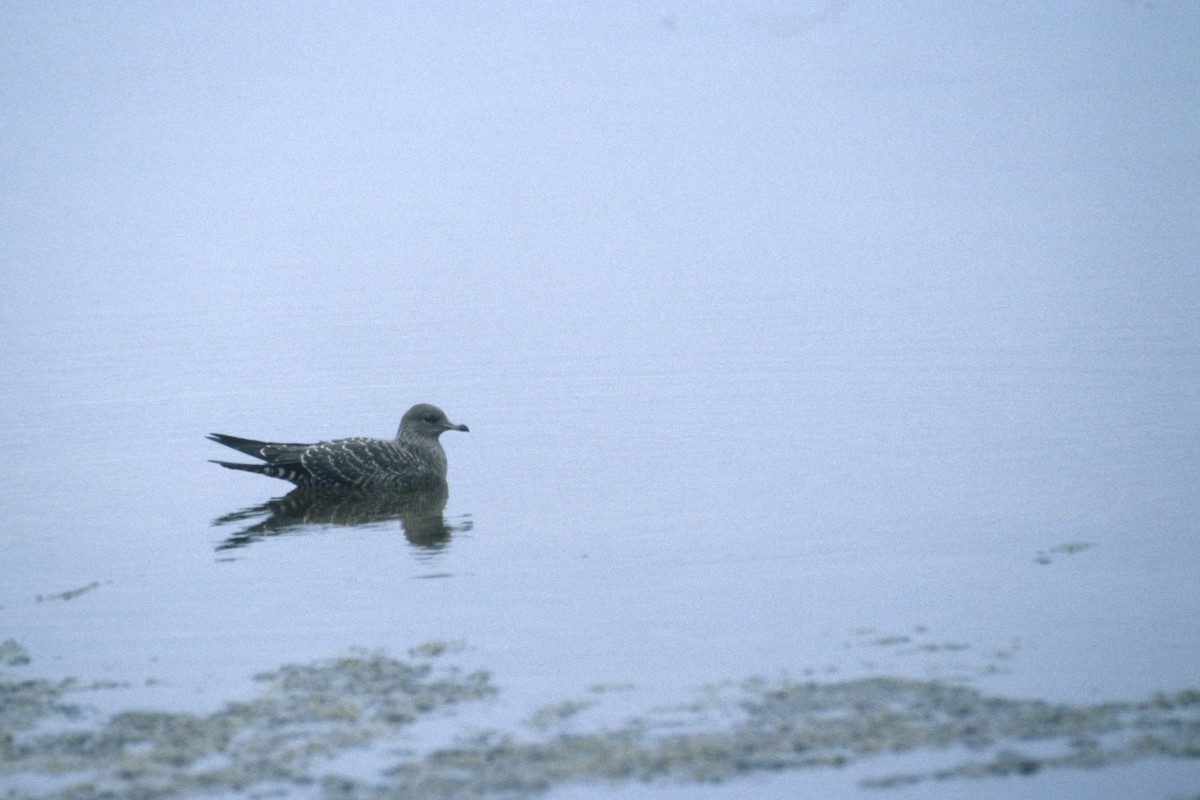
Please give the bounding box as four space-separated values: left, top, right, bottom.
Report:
2 4 1199 798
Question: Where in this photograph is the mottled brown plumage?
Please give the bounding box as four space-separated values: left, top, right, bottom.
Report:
208 403 468 488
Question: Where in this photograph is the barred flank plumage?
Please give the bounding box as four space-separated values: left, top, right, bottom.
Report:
208 403 468 489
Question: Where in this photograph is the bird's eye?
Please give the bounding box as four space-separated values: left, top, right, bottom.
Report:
425 415 439 423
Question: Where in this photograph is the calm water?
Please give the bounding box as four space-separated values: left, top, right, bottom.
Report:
2 4 1198 798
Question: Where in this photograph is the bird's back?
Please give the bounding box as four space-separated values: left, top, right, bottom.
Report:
300 436 446 489
209 434 447 489
209 403 466 489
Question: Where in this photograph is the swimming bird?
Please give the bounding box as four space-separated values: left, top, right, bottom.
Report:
208 403 468 489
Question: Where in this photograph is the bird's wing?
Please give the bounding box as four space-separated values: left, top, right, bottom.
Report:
298 437 415 488
208 433 312 462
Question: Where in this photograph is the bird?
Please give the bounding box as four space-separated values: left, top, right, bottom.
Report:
208 403 468 489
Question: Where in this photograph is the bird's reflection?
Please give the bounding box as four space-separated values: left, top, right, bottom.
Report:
213 480 469 552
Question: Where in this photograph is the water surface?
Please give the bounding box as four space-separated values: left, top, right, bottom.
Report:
2 4 1198 798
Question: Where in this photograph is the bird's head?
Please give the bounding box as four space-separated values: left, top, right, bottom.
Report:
398 404 469 439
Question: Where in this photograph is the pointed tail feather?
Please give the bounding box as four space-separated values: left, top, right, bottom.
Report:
207 433 274 459
210 459 270 474
208 433 313 462
210 459 310 484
